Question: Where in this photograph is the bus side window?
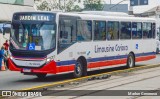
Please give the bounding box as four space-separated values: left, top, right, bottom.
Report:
94 21 106 40
143 22 152 39
132 22 142 39
107 21 119 40
120 22 131 39
60 31 68 39
58 15 77 53
77 20 92 41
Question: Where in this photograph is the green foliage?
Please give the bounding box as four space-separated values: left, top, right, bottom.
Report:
65 0 74 12
36 0 82 12
84 0 104 11
36 1 51 11
71 5 83 12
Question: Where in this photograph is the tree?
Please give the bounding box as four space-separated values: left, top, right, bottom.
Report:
84 0 104 11
36 1 51 11
72 5 83 12
64 0 74 12
36 0 79 12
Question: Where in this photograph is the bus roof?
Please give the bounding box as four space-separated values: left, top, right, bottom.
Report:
13 11 156 22
79 11 130 17
57 12 156 22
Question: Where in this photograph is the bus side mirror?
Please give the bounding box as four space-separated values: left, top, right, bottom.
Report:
60 31 68 39
2 23 11 35
3 31 6 35
2 28 5 35
60 31 63 38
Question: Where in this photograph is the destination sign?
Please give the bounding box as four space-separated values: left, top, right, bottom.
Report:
13 13 55 21
20 15 50 21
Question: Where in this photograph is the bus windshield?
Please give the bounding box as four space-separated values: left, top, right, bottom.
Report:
10 22 56 51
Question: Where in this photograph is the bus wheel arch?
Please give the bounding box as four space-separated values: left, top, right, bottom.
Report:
127 52 135 68
74 56 87 78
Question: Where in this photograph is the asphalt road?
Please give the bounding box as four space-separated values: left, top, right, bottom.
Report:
0 54 160 90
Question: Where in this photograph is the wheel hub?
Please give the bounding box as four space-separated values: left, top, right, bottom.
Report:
76 63 81 75
129 56 133 67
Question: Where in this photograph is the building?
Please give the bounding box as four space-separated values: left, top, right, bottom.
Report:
130 0 160 14
104 0 160 14
103 4 128 13
0 0 35 47
138 6 160 36
0 0 34 22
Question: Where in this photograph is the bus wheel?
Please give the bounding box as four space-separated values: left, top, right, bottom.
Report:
74 59 86 78
36 73 47 79
127 53 135 68
156 48 159 54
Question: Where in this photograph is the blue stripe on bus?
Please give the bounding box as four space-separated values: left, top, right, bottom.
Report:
87 55 127 63
135 52 155 57
56 52 155 66
56 60 76 66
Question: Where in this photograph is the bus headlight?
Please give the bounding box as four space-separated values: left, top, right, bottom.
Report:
46 56 54 63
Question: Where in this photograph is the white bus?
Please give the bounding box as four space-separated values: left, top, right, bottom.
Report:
4 12 156 79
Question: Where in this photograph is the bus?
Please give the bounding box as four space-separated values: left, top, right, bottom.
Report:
4 11 156 79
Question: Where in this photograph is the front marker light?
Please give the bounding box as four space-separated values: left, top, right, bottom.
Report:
10 56 13 60
8 53 13 60
46 56 54 63
46 58 51 62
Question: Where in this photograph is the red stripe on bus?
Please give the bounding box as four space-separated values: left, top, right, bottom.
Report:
56 65 75 73
32 61 57 74
88 59 127 68
135 55 155 62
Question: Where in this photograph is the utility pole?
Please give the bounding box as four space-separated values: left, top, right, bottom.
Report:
59 0 60 10
64 0 66 12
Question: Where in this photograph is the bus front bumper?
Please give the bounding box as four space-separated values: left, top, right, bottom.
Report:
7 58 57 74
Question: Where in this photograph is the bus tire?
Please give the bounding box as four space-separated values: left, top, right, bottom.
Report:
74 58 87 78
156 48 159 54
36 73 47 79
127 53 135 68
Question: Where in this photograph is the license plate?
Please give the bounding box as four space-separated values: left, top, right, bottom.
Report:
23 68 31 72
